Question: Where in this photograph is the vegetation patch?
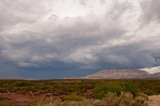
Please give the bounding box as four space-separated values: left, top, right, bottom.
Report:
61 93 84 101
14 81 31 87
0 79 159 105
93 81 138 99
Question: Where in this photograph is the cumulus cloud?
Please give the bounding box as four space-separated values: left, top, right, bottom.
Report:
0 0 160 78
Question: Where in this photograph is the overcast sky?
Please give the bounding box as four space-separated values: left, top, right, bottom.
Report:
0 0 160 79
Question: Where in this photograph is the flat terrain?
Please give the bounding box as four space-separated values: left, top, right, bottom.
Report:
0 79 160 106
147 95 160 106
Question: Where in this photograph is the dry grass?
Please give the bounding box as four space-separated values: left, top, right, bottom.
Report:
27 92 148 106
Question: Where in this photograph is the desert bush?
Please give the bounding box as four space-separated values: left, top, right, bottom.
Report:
27 92 149 106
61 93 85 101
123 82 138 96
143 89 156 95
131 93 148 106
117 92 134 106
15 81 31 87
93 81 120 99
131 98 148 106
93 81 138 99
101 92 147 106
102 92 119 105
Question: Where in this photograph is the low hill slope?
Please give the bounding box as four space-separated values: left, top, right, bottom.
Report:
82 69 150 79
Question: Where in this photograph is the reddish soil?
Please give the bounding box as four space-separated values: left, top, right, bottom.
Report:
1 92 160 106
0 92 53 106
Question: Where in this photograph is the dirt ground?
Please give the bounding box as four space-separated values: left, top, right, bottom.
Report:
147 95 160 106
0 92 51 106
1 93 160 106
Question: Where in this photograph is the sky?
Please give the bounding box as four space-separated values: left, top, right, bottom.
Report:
0 0 160 79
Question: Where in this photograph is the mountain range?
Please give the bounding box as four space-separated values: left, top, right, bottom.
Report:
81 66 160 79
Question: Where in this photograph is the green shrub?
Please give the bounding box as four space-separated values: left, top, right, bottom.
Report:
93 81 138 99
61 93 84 101
94 81 121 99
15 81 31 87
143 89 156 95
123 82 138 96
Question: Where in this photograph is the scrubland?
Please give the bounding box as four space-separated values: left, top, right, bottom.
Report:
0 80 160 106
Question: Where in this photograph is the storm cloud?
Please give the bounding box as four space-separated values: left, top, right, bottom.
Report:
0 0 160 79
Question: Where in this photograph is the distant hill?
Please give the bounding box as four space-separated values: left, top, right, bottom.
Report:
82 69 150 79
149 73 160 79
81 68 160 79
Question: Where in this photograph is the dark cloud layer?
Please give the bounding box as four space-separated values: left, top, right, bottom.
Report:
0 0 160 79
